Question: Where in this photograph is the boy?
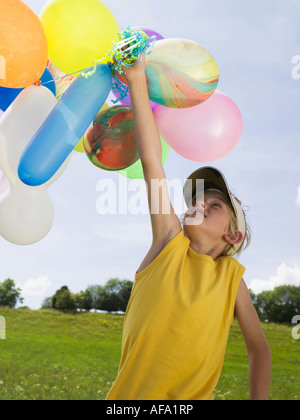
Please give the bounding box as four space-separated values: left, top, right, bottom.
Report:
106 56 272 400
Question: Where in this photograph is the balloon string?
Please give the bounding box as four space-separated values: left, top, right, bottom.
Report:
37 66 127 103
37 67 92 87
37 26 156 103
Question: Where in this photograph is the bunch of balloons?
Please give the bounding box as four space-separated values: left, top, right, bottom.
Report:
0 0 244 246
0 86 71 245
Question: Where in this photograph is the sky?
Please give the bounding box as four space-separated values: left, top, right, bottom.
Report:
1 0 300 309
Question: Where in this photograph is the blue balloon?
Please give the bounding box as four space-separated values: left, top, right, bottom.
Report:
0 86 22 111
40 67 57 97
18 64 112 187
0 68 56 111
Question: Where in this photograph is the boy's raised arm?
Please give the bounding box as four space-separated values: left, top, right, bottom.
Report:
123 57 182 245
126 57 162 163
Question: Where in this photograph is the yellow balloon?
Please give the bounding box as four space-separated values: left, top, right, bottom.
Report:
74 137 85 154
74 103 109 153
40 0 120 74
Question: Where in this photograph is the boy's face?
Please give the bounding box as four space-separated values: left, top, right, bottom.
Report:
183 190 233 245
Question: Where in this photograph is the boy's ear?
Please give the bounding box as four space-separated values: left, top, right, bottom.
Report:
224 230 244 245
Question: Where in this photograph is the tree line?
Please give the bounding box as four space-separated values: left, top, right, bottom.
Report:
249 285 300 324
41 278 134 313
0 278 300 323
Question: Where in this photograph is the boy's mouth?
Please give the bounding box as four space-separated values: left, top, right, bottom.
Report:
186 209 204 218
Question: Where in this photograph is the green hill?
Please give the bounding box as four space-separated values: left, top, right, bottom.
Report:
0 308 299 400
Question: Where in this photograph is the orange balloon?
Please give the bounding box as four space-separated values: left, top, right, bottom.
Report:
0 0 48 88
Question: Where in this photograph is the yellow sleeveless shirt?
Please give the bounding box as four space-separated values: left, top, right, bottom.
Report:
106 230 245 400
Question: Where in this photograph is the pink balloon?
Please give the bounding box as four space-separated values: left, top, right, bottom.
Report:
153 91 243 162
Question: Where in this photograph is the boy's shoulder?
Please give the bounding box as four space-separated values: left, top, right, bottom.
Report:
215 255 246 272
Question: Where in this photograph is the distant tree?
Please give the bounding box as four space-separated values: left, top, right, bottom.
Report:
74 289 93 312
86 285 105 311
117 280 134 312
41 297 52 309
100 278 133 313
0 279 23 308
86 279 133 313
51 286 76 312
255 285 300 323
46 279 134 314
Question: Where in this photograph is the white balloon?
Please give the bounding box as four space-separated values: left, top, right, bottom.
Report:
0 86 71 245
0 174 9 196
0 188 54 245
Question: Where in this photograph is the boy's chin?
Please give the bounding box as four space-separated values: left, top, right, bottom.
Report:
183 215 204 226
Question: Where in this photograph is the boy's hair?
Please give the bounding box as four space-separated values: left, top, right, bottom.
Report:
180 192 251 258
220 195 251 258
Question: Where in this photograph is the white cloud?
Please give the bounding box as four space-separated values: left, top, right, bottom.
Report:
19 275 51 297
249 263 300 294
296 186 300 206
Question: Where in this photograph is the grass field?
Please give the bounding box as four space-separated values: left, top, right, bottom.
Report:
0 308 299 400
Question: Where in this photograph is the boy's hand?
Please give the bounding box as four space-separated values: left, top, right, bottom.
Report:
116 54 146 85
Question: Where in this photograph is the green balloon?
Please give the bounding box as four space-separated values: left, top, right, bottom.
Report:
118 137 171 179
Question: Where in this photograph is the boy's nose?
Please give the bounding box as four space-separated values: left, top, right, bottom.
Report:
197 200 205 210
186 200 205 215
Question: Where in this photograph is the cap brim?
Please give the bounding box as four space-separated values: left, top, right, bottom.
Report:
184 167 234 210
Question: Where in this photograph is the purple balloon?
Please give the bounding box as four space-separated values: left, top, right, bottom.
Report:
114 27 165 110
136 27 164 41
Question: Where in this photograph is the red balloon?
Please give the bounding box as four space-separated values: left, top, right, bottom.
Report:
84 106 139 171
